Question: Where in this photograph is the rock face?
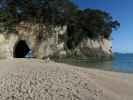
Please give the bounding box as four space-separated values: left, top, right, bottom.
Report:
74 38 112 59
0 22 67 59
0 22 112 59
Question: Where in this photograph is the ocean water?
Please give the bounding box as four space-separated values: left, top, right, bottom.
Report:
112 53 133 73
56 53 133 73
25 51 133 73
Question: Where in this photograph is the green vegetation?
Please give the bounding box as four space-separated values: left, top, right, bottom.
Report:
0 0 120 49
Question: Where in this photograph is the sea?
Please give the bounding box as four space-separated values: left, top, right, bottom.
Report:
56 53 133 73
26 51 133 73
112 53 133 73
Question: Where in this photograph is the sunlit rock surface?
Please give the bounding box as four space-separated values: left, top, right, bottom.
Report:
0 22 67 59
0 22 112 59
76 38 112 59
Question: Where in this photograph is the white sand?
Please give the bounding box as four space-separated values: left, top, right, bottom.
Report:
0 59 133 100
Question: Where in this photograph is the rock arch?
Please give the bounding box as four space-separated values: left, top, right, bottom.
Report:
13 40 30 58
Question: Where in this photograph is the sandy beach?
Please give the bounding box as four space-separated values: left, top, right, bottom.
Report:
0 59 133 100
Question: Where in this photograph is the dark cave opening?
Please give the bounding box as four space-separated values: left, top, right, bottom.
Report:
13 40 30 58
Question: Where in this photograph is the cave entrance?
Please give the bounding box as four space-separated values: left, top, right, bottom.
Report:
13 40 30 58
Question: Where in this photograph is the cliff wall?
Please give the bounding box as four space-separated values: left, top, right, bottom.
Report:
0 22 112 59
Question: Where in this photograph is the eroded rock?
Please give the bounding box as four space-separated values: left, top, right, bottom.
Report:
0 22 67 59
0 22 112 59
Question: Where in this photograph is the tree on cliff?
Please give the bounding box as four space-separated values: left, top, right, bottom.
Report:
0 0 78 23
0 0 120 49
66 9 120 49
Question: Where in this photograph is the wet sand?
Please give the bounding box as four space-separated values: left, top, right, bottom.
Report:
0 59 133 100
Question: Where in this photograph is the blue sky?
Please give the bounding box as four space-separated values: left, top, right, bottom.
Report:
73 0 133 53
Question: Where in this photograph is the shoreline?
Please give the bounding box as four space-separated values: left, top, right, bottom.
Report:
0 59 133 100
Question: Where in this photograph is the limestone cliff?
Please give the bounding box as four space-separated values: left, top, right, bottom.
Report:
0 22 67 59
0 22 112 59
73 38 112 59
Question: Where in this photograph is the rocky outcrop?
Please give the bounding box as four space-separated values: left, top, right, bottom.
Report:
0 22 67 59
73 38 112 59
0 22 112 59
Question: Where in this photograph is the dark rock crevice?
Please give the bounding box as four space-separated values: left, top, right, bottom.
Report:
13 40 30 58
